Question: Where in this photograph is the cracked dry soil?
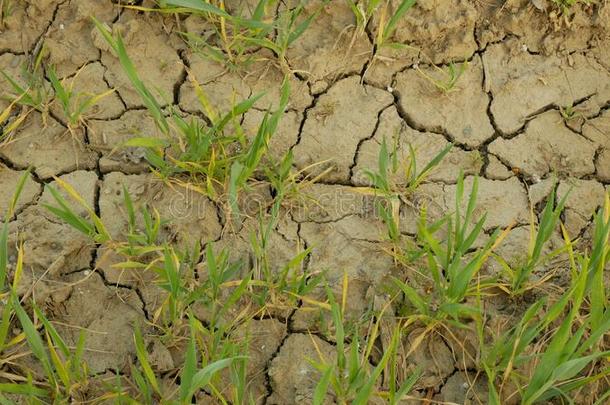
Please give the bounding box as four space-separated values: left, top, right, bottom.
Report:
1 0 610 403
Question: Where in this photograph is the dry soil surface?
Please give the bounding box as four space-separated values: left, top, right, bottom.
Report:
1 0 609 403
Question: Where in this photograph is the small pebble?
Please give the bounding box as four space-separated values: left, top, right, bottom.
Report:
462 382 469 389
59 23 65 30
387 86 394 93
522 44 528 52
83 270 91 276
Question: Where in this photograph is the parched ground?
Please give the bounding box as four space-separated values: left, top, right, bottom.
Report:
0 0 609 404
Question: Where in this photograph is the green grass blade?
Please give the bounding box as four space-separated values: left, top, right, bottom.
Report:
163 0 230 17
0 222 7 291
0 382 48 397
353 329 400 405
92 17 169 134
187 357 243 399
180 319 197 402
34 306 70 358
394 278 428 315
415 143 452 187
133 325 160 395
393 367 421 403
7 168 32 219
214 92 264 132
313 366 333 405
383 0 417 43
12 295 53 379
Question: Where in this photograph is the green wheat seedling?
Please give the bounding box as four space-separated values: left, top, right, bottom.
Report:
41 180 257 396
0 170 31 365
227 78 289 216
1 45 49 114
478 294 570 404
0 72 45 110
360 0 417 50
178 318 245 404
192 318 254 404
495 183 569 295
149 242 256 363
238 1 322 73
94 18 289 216
150 0 273 70
149 243 247 340
236 150 327 317
479 213 610 405
47 67 115 131
363 138 451 246
312 283 420 405
134 0 321 73
416 61 468 94
346 0 384 36
41 187 269 404
93 17 169 134
583 192 609 312
520 280 610 404
395 174 510 326
357 0 418 79
559 103 583 122
42 177 111 244
112 242 206 338
128 320 241 404
124 186 163 249
365 137 452 195
249 152 318 300
3 297 88 401
1 70 49 114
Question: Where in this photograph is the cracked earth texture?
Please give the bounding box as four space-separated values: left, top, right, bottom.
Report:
0 0 609 403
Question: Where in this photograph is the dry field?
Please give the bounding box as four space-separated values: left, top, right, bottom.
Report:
0 0 609 404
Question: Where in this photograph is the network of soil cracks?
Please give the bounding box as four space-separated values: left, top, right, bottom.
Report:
0 0 609 403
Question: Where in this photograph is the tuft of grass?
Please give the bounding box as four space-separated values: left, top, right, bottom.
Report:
311 279 421 404
559 103 583 122
479 204 610 404
129 319 243 403
93 18 290 217
372 0 417 50
495 183 569 295
7 296 89 401
364 136 452 195
479 193 609 404
42 177 111 244
363 136 452 246
394 173 509 328
47 66 115 131
347 0 417 49
416 60 468 93
131 0 323 72
1 44 49 112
